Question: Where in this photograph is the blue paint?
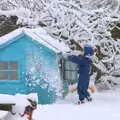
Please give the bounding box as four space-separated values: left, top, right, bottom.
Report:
0 33 60 104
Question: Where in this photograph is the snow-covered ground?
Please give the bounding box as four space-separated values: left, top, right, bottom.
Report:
1 88 120 120
33 90 120 120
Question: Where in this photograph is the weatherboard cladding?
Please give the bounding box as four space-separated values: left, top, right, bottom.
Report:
0 27 68 104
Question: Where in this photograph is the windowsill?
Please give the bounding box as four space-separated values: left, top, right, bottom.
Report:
0 80 20 83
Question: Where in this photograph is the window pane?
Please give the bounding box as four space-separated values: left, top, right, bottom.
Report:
64 71 70 80
64 71 77 82
65 61 78 70
65 61 72 69
0 62 8 70
0 72 8 80
9 71 18 80
9 62 18 70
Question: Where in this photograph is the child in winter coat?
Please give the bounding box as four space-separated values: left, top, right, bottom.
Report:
67 44 96 104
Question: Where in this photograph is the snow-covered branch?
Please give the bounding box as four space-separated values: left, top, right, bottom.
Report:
0 0 120 87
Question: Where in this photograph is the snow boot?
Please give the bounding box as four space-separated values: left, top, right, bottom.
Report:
78 100 85 104
86 96 92 102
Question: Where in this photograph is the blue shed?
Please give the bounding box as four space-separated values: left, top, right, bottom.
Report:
0 27 74 104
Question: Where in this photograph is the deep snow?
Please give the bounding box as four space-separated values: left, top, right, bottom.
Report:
33 91 120 120
1 88 120 120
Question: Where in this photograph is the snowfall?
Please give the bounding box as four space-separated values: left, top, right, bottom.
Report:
0 85 120 120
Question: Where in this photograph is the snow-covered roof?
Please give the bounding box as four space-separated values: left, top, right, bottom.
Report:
0 27 70 53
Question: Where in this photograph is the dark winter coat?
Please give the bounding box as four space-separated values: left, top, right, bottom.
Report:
68 55 93 87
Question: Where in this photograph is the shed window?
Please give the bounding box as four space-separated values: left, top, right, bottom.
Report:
60 59 78 84
0 62 18 80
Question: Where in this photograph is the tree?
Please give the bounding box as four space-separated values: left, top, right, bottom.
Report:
39 0 120 89
0 0 120 90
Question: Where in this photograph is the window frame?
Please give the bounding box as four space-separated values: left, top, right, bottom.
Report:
59 59 78 84
0 61 19 82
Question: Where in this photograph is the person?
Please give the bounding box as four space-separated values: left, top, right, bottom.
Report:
67 44 96 104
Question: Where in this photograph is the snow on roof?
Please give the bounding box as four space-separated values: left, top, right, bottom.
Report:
0 27 70 53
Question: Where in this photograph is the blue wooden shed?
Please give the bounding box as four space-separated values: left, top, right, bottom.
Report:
0 27 74 104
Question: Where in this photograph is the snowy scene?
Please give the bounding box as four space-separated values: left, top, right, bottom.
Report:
0 0 120 120
1 89 120 120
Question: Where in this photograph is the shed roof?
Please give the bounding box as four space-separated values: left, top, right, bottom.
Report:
0 27 70 53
